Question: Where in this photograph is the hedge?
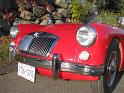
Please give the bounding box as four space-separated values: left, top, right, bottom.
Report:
0 36 9 64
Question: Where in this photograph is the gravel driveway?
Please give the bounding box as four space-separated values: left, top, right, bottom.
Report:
0 71 124 93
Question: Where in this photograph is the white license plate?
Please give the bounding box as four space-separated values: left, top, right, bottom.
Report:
18 62 36 82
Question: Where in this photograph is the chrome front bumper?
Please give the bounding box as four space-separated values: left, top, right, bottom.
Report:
15 54 104 77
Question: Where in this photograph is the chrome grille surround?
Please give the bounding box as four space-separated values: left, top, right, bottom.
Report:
18 32 58 56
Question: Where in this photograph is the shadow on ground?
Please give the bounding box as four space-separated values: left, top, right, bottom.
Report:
112 71 124 92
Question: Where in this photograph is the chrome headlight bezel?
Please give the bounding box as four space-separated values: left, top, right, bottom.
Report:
10 26 19 38
76 25 97 47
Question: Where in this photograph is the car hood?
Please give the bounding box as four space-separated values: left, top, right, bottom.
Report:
38 24 83 63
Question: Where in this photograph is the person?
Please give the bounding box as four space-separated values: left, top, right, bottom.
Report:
0 0 19 36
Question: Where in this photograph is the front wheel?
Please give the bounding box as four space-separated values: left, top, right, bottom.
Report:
91 39 120 93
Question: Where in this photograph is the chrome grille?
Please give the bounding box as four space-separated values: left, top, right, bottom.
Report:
19 32 58 56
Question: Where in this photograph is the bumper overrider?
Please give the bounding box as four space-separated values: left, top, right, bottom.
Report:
15 53 104 80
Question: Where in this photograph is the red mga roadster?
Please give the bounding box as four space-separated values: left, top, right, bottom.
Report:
9 17 124 93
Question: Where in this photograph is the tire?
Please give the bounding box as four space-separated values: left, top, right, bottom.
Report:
90 39 121 93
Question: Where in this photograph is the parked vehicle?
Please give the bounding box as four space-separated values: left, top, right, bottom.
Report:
9 17 124 93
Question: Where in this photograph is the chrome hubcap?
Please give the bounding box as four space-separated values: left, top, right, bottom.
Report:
106 51 118 87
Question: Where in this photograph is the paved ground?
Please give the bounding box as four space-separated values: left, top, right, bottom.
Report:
0 71 124 93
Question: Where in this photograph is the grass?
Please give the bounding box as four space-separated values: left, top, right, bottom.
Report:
93 10 124 26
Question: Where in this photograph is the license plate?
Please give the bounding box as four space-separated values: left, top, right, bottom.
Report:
17 62 36 82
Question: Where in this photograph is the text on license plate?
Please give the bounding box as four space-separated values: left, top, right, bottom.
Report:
18 62 35 82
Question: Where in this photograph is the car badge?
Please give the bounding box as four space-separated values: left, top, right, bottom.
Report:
34 32 39 38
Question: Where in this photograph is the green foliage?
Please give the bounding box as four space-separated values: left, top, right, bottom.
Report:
95 0 106 9
94 10 121 25
70 0 124 25
0 37 9 64
100 10 121 17
105 0 123 10
96 0 124 26
95 16 117 26
120 0 124 10
120 9 124 16
70 0 93 23
97 0 124 14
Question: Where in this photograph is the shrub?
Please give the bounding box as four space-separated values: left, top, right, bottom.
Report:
70 0 93 23
0 37 9 64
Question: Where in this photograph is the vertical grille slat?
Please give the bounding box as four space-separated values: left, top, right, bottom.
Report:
45 37 54 53
27 32 58 56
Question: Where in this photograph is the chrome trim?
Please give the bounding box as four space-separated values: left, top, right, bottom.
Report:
52 53 60 80
15 54 104 76
46 37 58 56
9 44 16 63
16 54 52 69
9 43 16 54
10 26 19 38
61 63 104 76
76 25 97 47
18 35 34 52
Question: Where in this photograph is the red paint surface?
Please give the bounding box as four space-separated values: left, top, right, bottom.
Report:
37 68 99 81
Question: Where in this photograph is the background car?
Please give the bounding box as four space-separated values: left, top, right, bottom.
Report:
9 18 124 93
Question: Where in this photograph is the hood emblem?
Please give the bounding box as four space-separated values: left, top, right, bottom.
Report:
34 32 39 38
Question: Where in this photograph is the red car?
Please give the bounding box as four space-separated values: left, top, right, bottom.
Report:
9 18 124 93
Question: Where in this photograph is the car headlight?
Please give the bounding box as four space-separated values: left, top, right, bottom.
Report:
76 25 97 47
10 26 19 38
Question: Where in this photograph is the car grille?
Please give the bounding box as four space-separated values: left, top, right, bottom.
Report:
19 32 58 56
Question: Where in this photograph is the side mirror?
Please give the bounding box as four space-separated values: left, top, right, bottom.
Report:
117 17 124 28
